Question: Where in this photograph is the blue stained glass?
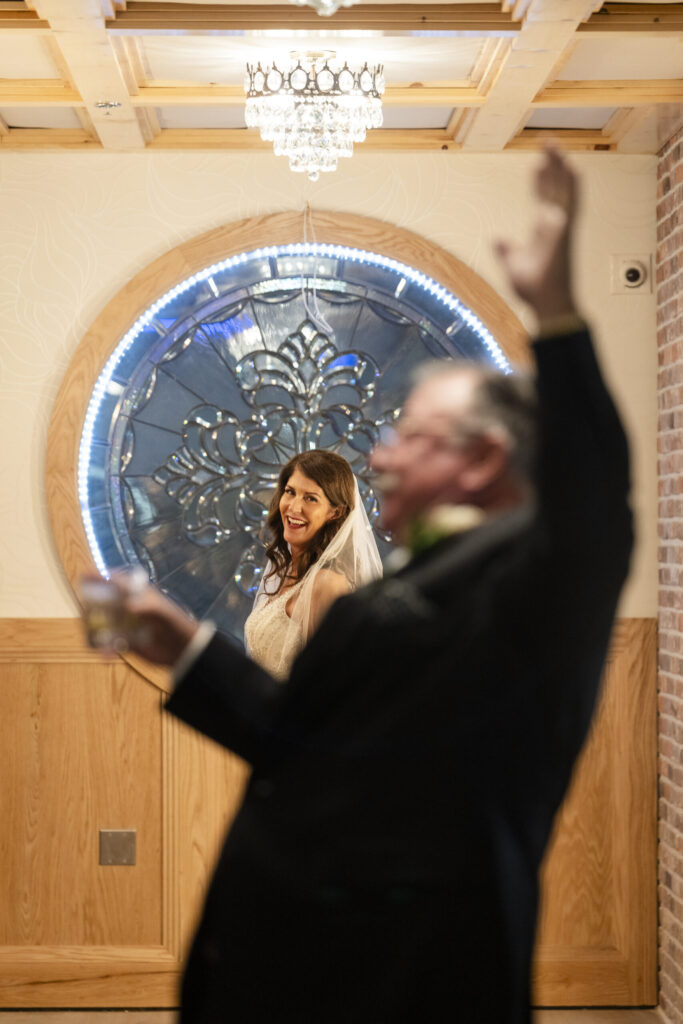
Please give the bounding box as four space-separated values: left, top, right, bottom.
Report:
79 243 510 643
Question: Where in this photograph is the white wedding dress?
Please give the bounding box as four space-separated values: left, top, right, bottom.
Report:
243 578 305 681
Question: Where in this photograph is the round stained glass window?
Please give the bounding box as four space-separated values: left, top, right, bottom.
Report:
79 242 510 643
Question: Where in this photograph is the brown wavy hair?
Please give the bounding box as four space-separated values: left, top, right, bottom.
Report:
264 450 355 592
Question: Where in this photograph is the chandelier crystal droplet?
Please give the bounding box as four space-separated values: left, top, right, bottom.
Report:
245 53 384 181
289 0 361 13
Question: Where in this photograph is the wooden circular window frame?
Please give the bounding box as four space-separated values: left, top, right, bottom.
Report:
47 209 529 690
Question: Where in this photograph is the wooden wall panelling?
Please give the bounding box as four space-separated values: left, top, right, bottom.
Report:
0 619 247 1007
172 714 250 961
533 617 658 1006
0 617 656 1006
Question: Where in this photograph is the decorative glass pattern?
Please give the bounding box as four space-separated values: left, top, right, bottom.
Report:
79 243 510 643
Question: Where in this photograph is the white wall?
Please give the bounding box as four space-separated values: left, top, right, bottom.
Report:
0 148 657 617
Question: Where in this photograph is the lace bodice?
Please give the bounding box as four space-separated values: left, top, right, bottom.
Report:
244 578 305 681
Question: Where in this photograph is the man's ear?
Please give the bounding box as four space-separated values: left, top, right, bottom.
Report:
459 432 508 493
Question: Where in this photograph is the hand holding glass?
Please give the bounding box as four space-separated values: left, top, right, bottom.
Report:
78 569 147 652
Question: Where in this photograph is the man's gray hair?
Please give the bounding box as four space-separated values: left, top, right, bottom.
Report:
411 360 538 483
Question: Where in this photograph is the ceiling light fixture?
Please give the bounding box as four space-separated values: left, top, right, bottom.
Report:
289 0 361 14
245 51 384 182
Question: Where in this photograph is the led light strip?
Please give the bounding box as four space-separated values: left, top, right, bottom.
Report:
79 243 510 577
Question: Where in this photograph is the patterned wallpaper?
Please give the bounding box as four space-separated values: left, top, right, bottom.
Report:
0 149 657 616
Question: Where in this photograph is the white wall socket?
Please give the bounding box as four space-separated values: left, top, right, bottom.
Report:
610 254 652 294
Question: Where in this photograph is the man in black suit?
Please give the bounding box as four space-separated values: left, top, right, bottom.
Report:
111 148 633 1022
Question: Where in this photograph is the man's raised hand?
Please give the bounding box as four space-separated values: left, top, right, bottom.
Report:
494 146 579 325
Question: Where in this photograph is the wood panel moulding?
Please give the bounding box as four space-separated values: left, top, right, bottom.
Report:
0 619 248 1007
533 617 658 1006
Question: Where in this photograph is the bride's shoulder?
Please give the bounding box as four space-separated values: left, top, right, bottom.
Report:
310 567 351 600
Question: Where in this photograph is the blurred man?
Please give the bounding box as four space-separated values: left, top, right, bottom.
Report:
95 148 632 1023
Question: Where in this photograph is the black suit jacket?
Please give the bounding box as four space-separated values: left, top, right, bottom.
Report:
167 329 633 1023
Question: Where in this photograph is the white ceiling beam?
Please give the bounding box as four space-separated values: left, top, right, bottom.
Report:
0 128 95 148
505 127 613 150
534 80 683 107
655 104 683 151
32 0 146 149
44 31 98 140
113 35 160 141
461 0 602 151
0 9 50 32
74 106 99 140
0 80 83 105
580 4 683 36
604 106 655 152
136 105 161 143
145 128 458 152
105 4 522 35
472 38 514 94
604 104 683 154
3 77 677 113
134 84 484 108
0 80 485 108
0 127 458 152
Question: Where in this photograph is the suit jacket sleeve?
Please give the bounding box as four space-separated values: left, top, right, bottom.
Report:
165 626 292 765
531 328 633 626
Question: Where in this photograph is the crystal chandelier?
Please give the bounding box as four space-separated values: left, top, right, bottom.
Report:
245 52 384 182
289 0 361 14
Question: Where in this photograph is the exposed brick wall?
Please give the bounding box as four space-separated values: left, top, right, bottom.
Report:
658 123 683 1024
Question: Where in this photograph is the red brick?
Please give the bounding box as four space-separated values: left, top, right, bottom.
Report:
659 175 672 199
667 762 683 790
659 300 679 327
657 125 683 1019
659 432 683 455
660 385 683 411
659 193 677 221
660 341 682 366
667 662 683 685
661 276 683 304
660 693 683 719
660 818 683 852
658 363 683 390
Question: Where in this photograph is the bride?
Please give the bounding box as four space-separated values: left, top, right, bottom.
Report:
245 450 383 680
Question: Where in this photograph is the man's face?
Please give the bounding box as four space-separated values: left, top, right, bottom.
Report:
370 369 481 541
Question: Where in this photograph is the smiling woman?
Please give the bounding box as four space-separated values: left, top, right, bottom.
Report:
244 449 382 679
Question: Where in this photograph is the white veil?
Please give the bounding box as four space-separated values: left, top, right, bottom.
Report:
249 476 383 674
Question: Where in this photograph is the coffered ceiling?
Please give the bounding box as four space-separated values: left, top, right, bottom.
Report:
0 0 681 154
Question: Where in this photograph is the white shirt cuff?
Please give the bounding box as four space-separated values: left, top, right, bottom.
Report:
172 620 216 686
